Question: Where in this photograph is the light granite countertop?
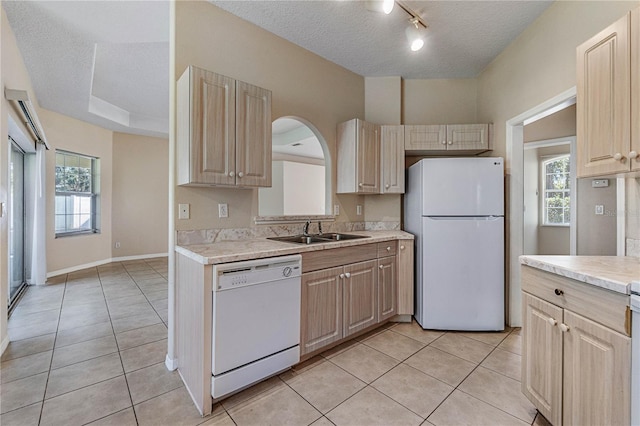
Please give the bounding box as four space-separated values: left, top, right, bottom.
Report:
520 255 640 295
177 230 414 265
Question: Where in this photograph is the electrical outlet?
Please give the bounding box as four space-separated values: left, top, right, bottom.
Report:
595 205 604 215
178 203 190 220
333 204 340 216
592 179 609 188
218 203 229 218
356 205 363 215
114 242 121 249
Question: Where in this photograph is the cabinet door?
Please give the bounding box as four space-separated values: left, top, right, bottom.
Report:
404 125 446 151
357 121 380 193
343 260 377 337
396 239 414 315
300 267 343 356
182 67 236 185
236 81 272 187
377 256 396 322
562 310 631 426
522 292 563 426
446 124 489 151
632 8 640 172
380 125 405 194
577 13 631 177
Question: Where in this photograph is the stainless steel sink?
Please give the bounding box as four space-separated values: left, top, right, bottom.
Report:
268 233 369 244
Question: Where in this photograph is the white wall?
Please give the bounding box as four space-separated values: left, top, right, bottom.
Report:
283 162 325 215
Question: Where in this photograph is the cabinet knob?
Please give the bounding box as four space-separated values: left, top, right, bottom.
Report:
385 184 390 189
441 140 447 145
629 151 638 159
229 171 235 177
237 172 244 178
613 152 624 161
358 183 363 187
400 245 405 250
339 273 345 279
554 288 564 296
547 317 558 326
559 323 570 333
379 265 384 269
345 272 351 278
447 141 453 145
386 246 391 251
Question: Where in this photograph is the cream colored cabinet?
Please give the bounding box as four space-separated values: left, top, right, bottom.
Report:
177 65 272 187
521 266 631 426
577 10 640 177
337 119 380 194
377 256 396 322
404 124 490 154
380 125 405 194
343 260 378 337
396 239 414 316
300 266 343 355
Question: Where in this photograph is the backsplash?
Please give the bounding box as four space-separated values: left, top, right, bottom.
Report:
627 238 640 258
176 221 400 245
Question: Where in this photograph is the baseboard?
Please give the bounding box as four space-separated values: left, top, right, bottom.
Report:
165 353 178 371
47 252 169 278
0 335 10 356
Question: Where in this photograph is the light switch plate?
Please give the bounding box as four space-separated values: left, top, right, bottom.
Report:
333 205 340 216
218 203 228 218
592 179 609 188
178 203 190 220
356 205 363 215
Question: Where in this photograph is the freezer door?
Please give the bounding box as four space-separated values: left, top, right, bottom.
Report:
419 216 504 330
420 157 504 216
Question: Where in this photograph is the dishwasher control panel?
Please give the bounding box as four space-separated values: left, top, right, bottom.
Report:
213 254 302 291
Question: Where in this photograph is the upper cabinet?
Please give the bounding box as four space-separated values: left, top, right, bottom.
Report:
404 124 491 155
177 66 272 187
337 119 381 194
380 125 405 194
577 9 640 177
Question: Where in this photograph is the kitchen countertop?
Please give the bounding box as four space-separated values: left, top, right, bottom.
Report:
177 230 414 265
520 255 640 295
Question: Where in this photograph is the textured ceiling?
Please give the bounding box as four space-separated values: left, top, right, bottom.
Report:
212 0 553 79
3 1 552 140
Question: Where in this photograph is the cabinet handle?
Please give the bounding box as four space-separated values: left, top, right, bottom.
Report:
379 265 384 269
554 288 564 296
629 151 638 159
559 323 570 333
547 317 558 326
385 184 390 189
400 245 405 250
229 171 235 177
613 152 624 161
339 273 345 279
237 172 244 178
358 183 363 187
441 140 447 145
447 141 453 145
345 272 351 278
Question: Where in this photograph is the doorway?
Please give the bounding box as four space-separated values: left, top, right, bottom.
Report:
9 138 26 311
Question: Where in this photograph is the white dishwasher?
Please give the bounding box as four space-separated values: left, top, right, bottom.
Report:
211 254 301 399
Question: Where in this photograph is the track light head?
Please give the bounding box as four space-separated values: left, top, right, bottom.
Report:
366 0 394 15
406 18 424 51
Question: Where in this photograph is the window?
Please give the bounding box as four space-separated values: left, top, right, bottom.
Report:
55 150 100 236
542 154 570 226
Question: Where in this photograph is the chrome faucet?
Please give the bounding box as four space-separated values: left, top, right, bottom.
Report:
302 220 311 236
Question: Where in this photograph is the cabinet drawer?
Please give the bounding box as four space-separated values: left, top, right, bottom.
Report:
302 244 377 273
377 241 397 257
521 266 630 336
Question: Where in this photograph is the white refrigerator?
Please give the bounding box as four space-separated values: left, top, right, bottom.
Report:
404 157 505 331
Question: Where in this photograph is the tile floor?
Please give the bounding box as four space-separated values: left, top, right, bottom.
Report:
1 257 550 426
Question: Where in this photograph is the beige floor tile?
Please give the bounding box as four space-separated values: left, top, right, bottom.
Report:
458 329 510 346
40 376 131 426
330 343 399 383
227 381 321 426
0 401 42 426
363 329 426 360
1 350 52 384
199 411 236 426
51 334 118 369
103 287 143 301
143 289 168 302
112 311 161 333
428 390 529 426
372 364 454 418
45 352 123 398
7 308 60 329
135 386 223 426
498 334 522 355
87 407 137 425
1 333 55 361
11 298 63 316
54 321 113 348
319 338 360 359
126 362 184 404
284 360 366 413
105 294 148 308
326 386 423 426
220 376 284 410
404 346 476 387
115 323 167 350
121 338 168 372
481 348 521 381
57 309 110 331
390 321 444 345
281 355 325 380
108 301 157 320
0 372 48 414
458 366 536 423
430 333 494 363
8 321 58 341
150 298 168 311
60 300 107 315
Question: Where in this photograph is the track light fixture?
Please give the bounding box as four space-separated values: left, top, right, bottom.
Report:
366 0 394 15
406 18 425 51
366 0 428 53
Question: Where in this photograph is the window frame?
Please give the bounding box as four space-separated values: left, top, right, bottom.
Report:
540 154 571 227
55 150 100 238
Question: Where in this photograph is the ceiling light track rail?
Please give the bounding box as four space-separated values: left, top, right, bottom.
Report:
396 1 428 29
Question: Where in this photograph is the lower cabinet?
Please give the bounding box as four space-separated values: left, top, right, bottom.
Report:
343 260 378 337
521 266 631 426
377 256 396 322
